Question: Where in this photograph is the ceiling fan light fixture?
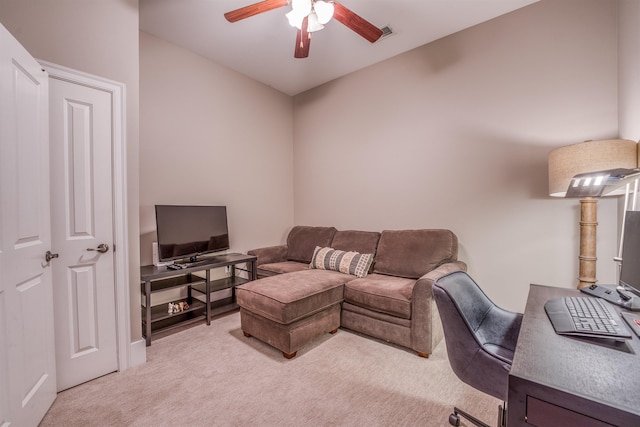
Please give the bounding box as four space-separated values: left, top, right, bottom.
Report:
224 0 382 58
307 12 324 32
314 1 334 25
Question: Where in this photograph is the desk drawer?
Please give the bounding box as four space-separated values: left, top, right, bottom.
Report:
526 396 614 427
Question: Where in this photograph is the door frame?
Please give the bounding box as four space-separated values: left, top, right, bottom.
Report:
39 60 132 372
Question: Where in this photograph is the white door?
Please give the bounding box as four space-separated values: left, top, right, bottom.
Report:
49 76 118 391
0 23 57 427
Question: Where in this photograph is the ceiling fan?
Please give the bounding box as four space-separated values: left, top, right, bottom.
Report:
224 0 383 58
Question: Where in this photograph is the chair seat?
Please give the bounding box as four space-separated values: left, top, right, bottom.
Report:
483 343 515 363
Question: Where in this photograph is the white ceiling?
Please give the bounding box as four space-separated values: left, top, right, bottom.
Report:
139 0 538 96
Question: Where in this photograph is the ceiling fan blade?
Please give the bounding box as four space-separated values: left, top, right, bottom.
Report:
294 16 311 58
224 0 288 23
332 2 383 43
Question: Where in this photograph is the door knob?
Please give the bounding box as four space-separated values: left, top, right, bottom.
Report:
87 243 109 253
45 251 59 262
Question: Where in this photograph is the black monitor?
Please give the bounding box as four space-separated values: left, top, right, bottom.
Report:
620 210 640 296
155 205 229 263
581 210 640 311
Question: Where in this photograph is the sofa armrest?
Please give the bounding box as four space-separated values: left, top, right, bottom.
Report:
410 261 467 355
419 260 467 285
247 245 288 266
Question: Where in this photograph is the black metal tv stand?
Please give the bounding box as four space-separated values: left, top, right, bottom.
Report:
140 253 257 346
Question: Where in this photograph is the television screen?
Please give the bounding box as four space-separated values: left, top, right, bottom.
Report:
620 210 640 296
155 205 229 262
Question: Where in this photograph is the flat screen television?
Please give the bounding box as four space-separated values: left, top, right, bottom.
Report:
620 210 640 297
155 205 229 263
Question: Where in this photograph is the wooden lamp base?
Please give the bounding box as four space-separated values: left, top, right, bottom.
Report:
578 197 598 289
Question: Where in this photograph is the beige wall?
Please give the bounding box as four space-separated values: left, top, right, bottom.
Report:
0 0 141 338
139 32 294 264
619 0 640 142
293 0 619 311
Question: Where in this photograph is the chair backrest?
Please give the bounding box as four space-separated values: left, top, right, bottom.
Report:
433 271 522 401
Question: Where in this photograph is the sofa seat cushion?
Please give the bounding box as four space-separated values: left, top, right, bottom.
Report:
343 273 415 319
236 269 351 325
257 261 309 277
341 302 410 328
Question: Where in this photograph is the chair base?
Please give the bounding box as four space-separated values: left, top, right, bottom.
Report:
448 403 506 427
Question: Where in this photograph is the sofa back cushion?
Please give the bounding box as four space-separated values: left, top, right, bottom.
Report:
373 229 458 279
286 226 337 263
330 230 381 255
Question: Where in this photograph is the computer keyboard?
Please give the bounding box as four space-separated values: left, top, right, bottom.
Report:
545 296 632 339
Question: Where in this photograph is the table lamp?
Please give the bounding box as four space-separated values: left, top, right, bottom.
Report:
548 139 638 289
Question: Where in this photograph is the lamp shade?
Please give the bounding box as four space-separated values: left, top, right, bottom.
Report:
291 0 312 15
307 12 324 32
548 139 638 197
314 0 334 24
286 9 305 28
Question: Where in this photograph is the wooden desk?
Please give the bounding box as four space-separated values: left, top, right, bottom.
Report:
508 284 640 427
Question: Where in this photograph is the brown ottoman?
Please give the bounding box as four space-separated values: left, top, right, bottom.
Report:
236 269 349 358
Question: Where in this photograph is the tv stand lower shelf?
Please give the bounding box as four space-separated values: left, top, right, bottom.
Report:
140 253 257 346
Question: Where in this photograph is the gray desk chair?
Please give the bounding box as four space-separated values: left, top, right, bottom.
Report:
433 271 523 427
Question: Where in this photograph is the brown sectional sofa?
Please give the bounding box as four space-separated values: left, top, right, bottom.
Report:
237 226 466 358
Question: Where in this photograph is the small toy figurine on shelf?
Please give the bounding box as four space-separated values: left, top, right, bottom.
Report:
167 301 190 314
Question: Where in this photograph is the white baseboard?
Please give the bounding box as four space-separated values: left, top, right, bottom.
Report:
128 339 147 368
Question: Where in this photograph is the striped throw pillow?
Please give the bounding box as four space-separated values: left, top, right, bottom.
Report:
309 246 374 278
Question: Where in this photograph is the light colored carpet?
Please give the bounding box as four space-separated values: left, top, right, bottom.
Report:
40 311 499 426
